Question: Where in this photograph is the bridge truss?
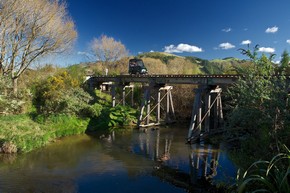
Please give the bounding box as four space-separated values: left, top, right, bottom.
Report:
88 74 238 143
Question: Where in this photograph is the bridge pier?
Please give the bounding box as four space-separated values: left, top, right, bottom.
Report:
137 85 176 127
121 85 134 106
187 86 223 143
111 84 134 107
87 75 236 142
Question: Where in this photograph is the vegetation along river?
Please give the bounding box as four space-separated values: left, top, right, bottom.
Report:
0 126 237 193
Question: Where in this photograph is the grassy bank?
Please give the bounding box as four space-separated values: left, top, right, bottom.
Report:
0 114 89 153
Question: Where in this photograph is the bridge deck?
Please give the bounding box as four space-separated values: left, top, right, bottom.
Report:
88 74 239 85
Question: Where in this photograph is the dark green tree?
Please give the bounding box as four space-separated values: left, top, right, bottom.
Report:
280 50 290 73
226 45 290 157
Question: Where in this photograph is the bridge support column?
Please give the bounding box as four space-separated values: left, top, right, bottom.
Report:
137 85 176 127
187 86 223 143
111 84 116 107
121 85 134 106
110 84 135 107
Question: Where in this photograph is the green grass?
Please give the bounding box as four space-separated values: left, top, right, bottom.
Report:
0 114 89 153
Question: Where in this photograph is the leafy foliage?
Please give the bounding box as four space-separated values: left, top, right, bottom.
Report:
0 76 32 114
236 145 290 193
94 105 138 130
33 71 101 117
226 45 290 157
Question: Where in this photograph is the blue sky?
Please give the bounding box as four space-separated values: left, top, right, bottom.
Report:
59 0 290 65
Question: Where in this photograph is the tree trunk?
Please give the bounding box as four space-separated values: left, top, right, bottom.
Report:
12 77 18 95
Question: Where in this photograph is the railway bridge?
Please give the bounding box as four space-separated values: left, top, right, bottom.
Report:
87 74 239 142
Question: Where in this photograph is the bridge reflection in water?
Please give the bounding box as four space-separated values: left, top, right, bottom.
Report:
100 127 235 191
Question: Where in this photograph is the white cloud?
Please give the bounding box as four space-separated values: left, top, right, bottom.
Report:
150 50 155 52
222 28 232 32
241 40 251 45
164 43 203 53
265 26 278 33
77 51 95 60
286 40 290 44
258 47 275 53
77 51 88 55
218 42 235 50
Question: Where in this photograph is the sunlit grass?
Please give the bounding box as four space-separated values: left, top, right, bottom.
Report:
0 114 89 153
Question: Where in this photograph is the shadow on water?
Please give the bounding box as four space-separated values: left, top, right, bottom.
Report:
0 126 237 193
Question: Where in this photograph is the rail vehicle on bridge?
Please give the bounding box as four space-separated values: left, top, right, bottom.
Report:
128 58 148 75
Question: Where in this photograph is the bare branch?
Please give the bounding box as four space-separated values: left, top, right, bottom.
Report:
91 35 128 66
0 0 77 93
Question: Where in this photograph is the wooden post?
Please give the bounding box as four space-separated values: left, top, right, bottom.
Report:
111 84 116 107
213 92 218 130
210 87 222 131
187 88 202 141
137 87 149 127
166 89 170 123
146 88 151 125
122 86 126 106
169 90 176 120
138 85 175 127
204 92 211 133
218 95 224 124
131 86 134 107
198 103 202 131
157 89 161 124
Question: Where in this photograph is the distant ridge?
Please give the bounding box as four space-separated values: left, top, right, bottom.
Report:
76 51 248 75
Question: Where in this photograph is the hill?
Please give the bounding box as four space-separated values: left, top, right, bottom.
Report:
76 52 249 75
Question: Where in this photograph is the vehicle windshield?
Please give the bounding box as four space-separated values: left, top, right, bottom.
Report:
136 60 144 67
129 60 145 67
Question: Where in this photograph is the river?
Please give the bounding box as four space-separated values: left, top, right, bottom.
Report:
0 126 237 193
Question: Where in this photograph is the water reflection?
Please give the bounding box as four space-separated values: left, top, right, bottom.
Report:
189 144 219 185
0 126 236 193
100 128 235 191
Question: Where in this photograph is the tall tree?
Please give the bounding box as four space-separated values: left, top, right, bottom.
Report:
90 35 128 67
280 50 290 70
0 0 77 93
227 45 289 154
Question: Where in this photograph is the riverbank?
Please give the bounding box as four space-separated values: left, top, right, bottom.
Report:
0 114 89 153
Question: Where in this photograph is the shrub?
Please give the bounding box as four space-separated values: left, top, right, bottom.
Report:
33 71 100 117
93 105 138 130
0 76 32 114
226 45 290 155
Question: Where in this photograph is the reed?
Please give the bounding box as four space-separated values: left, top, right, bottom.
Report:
237 145 290 193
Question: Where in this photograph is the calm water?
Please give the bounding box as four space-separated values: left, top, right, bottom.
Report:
0 126 237 193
